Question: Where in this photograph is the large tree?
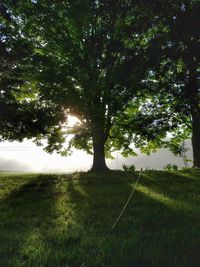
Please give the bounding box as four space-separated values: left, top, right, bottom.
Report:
0 0 149 171
119 0 200 166
148 0 200 166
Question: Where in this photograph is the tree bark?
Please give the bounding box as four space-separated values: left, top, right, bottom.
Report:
186 70 200 167
90 133 110 172
191 110 200 167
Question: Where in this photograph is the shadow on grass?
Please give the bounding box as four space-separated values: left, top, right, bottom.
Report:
0 174 58 267
139 171 200 212
66 172 200 267
0 172 199 267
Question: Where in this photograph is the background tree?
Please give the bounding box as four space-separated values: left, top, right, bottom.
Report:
146 0 200 167
118 0 200 167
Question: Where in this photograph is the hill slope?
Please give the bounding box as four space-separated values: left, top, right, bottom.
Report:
0 170 200 267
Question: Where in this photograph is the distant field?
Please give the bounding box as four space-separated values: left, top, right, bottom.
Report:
0 170 200 267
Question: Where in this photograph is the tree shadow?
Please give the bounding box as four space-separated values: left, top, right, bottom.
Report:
65 172 200 267
139 171 200 212
0 172 199 267
0 174 58 267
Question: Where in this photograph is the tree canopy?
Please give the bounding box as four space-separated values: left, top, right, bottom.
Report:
134 0 200 165
1 0 200 170
0 0 152 171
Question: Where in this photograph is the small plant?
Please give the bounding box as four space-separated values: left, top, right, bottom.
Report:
163 164 178 172
122 164 136 172
122 164 128 172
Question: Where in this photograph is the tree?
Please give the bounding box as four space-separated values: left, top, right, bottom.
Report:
0 2 64 143
119 0 200 167
1 0 149 171
148 0 200 167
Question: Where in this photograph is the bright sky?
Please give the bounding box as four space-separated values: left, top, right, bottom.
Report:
0 116 192 172
0 140 192 172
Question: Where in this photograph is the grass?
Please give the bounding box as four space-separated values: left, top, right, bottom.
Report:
0 170 200 267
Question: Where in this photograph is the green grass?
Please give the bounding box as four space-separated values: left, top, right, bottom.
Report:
0 170 200 267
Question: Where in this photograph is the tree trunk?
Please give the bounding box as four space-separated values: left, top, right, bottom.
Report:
186 69 200 168
192 110 200 167
90 134 110 172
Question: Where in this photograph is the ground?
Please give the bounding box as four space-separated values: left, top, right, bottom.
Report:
0 170 200 267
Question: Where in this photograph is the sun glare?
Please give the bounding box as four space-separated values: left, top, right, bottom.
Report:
67 115 81 127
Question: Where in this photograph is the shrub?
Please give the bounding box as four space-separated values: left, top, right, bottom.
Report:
122 164 136 172
163 164 178 172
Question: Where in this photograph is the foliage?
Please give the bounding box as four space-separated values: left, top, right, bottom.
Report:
122 163 136 172
163 163 178 172
130 0 200 163
108 0 200 165
0 0 153 170
0 2 65 146
1 1 200 169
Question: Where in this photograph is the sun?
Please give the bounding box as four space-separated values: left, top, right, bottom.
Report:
67 115 81 127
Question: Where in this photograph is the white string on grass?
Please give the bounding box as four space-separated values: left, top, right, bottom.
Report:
111 171 142 230
91 172 142 257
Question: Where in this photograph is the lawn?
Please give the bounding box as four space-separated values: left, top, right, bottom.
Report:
0 170 200 267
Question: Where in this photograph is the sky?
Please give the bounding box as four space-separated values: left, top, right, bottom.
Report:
0 139 192 172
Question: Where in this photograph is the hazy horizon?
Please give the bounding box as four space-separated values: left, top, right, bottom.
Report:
0 139 192 172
